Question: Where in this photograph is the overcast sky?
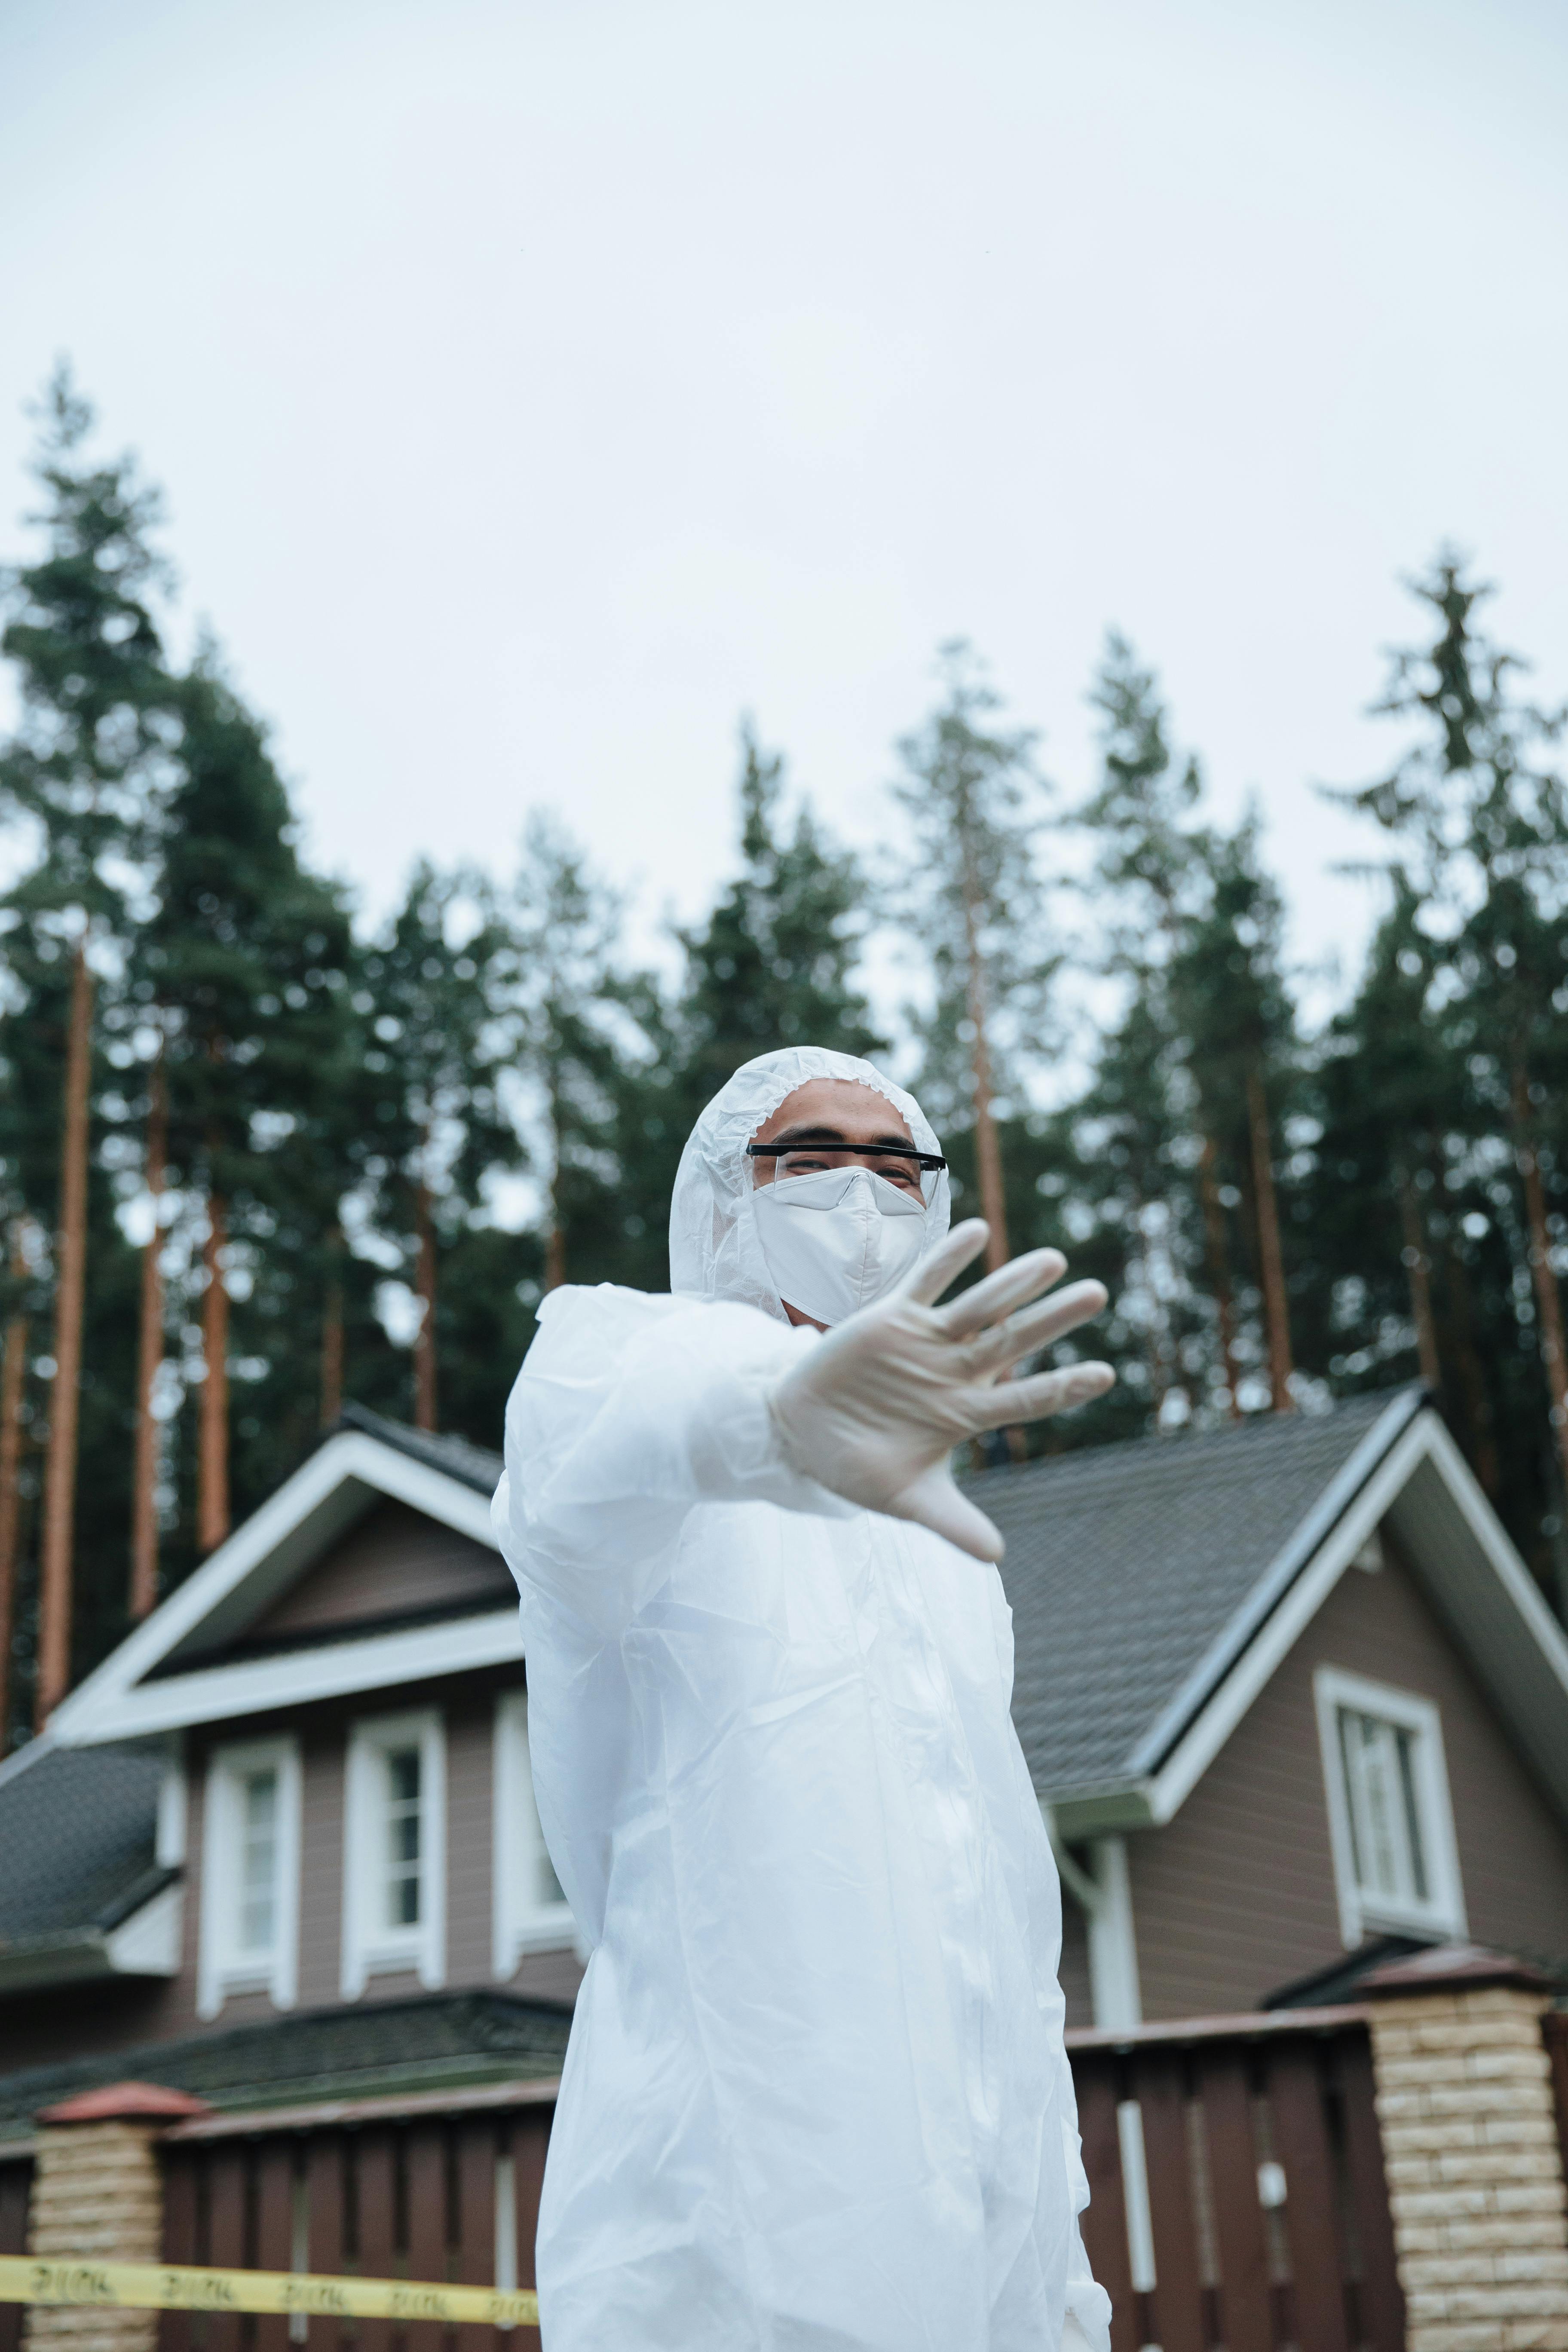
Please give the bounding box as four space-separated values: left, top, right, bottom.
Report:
3 0 1565 1025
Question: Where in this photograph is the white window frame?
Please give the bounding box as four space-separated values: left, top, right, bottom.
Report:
341 1708 446 1999
492 1690 575 1976
1314 1665 1467 1948
197 1734 302 2019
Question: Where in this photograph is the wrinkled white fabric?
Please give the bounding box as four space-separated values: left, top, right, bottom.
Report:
753 1161 929 1327
493 1047 1111 2352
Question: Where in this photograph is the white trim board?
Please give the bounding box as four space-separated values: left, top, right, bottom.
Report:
51 1431 504 1747
1126 1387 1425 1781
1146 1407 1436 1823
55 1608 526 1744
197 1733 303 2020
492 1690 576 1976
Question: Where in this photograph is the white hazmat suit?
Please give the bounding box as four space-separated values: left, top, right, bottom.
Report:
492 1047 1112 2352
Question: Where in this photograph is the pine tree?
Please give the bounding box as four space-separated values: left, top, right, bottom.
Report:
0 368 174 1718
677 723 882 1103
1336 554 1568 1559
131 643 356 1567
1074 634 1231 1420
502 814 661 1296
351 867 518 1430
890 644 1052 1269
1168 816 1301 1413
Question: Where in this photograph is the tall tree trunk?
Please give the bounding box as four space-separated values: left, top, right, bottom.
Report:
37 939 94 1725
129 1058 167 1619
0 1227 28 1754
1396 1168 1442 1391
1197 1135 1243 1420
959 848 1023 1460
1246 1064 1295 1413
1434 1217 1502 1496
413 1175 438 1432
320 1235 344 1432
544 1088 566 1292
198 1192 231 1555
1512 1062 1568 1495
959 854 1009 1270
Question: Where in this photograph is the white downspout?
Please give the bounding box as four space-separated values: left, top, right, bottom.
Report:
1043 1806 1144 2032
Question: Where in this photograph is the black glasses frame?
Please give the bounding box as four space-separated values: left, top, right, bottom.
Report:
745 1142 947 1174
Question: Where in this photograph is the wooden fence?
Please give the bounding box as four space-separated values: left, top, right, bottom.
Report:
141 2011 1401 2352
157 2086 551 2352
1069 2009 1404 2352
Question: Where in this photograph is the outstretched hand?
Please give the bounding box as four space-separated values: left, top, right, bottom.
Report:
768 1218 1115 1562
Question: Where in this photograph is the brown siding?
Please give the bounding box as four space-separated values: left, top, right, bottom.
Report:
1129 1536 1568 2019
246 1498 514 1642
510 1946 585 2004
447 1701 493 1986
297 1716 346 2010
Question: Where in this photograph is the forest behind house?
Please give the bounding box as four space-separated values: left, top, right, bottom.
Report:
3 368 1567 1746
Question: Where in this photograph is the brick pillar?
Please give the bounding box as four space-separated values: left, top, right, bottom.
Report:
24 2083 210 2352
1363 1944 1568 2352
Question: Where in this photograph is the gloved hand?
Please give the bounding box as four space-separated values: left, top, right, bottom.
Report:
768 1218 1114 1562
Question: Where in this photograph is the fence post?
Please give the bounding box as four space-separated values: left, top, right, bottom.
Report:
1362 1944 1568 2352
23 2083 209 2352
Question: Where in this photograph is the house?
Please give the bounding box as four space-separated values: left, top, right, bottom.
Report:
990 1384 1568 2029
0 1405 579 2107
0 1383 1565 2132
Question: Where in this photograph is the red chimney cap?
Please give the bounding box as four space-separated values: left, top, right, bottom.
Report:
37 2080 213 2125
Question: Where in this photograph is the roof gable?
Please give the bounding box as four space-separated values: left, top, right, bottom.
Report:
193 1497 514 1665
52 1423 520 1746
990 1389 1416 1803
995 1388 1568 1835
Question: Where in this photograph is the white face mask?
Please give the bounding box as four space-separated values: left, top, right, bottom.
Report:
751 1164 928 1328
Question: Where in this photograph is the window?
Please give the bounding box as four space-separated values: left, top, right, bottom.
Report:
342 1710 445 1998
239 1766 281 1950
197 1736 302 2018
385 1746 423 1927
1314 1666 1467 1946
493 1691 575 1977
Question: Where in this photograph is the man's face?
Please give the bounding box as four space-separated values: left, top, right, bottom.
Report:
749 1079 924 1329
749 1078 920 1191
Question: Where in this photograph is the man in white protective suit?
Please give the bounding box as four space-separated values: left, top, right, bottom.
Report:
491 1045 1117 2352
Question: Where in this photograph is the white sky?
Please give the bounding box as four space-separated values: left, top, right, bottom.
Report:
2 0 1565 1032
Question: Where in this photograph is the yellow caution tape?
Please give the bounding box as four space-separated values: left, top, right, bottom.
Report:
0 2254 539 2326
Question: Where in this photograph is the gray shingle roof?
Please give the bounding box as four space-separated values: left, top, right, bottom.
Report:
0 1740 168 1950
0 1988 571 2141
979 1385 1422 1799
336 1402 502 1495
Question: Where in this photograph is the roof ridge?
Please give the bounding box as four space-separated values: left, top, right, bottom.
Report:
334 1402 502 1491
963 1380 1424 1493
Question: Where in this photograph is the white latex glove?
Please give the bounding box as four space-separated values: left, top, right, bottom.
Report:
768 1217 1115 1562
